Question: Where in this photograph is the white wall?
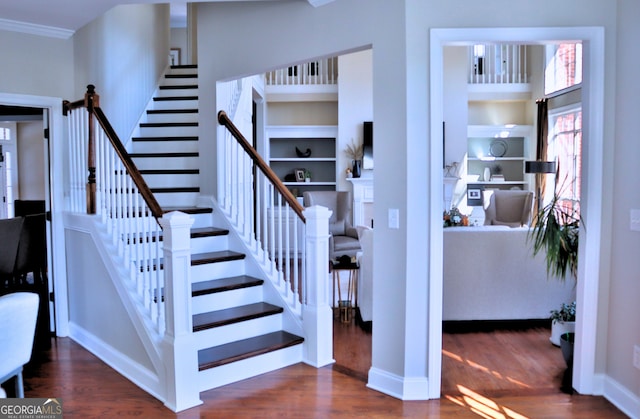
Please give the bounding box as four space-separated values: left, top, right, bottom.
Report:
338 49 373 192
0 31 74 98
73 4 170 141
17 121 45 200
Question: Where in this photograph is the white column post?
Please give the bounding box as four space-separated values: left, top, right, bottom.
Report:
302 205 334 367
159 211 202 412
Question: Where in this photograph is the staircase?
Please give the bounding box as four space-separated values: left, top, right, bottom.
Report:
129 65 305 393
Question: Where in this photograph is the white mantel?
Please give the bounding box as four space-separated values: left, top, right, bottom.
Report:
347 174 373 228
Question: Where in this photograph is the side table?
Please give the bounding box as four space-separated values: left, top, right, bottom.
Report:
330 258 359 323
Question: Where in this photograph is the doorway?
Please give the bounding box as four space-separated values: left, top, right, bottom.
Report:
429 27 606 398
0 92 68 338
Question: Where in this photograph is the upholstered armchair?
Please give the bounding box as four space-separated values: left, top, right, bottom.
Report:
303 191 361 260
483 189 534 227
0 292 39 398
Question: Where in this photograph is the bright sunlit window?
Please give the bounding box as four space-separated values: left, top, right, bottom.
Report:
548 106 582 220
544 43 582 95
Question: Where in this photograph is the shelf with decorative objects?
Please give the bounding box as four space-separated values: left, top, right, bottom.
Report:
466 125 533 192
266 125 338 198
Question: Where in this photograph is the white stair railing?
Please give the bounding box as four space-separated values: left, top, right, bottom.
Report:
469 44 529 84
64 86 166 336
265 57 338 86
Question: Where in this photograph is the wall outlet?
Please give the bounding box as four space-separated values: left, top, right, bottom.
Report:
634 345 640 370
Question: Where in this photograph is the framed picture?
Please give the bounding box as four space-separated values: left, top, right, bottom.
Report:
169 48 181 66
295 169 306 182
467 188 481 200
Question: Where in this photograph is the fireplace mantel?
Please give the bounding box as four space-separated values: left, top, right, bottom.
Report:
347 175 373 228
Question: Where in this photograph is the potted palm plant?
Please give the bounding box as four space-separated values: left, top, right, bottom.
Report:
528 178 581 348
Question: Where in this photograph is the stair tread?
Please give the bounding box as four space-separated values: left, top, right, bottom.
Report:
159 84 198 90
165 74 197 79
139 169 199 175
147 109 198 114
191 250 245 266
150 187 199 193
198 331 304 371
130 152 198 158
132 136 198 142
139 122 198 127
153 96 198 102
192 275 263 297
193 302 283 332
161 207 212 214
170 64 197 69
190 226 229 238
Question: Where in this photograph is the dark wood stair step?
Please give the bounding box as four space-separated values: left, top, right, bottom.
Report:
190 226 229 238
150 187 199 193
129 152 198 158
193 302 283 332
146 109 198 115
132 136 198 142
159 84 198 90
139 169 199 175
139 122 198 128
191 250 245 266
198 331 304 371
165 73 197 79
192 275 263 297
161 207 212 215
170 64 197 70
153 95 198 102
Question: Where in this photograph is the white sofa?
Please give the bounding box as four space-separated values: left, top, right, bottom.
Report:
443 226 575 321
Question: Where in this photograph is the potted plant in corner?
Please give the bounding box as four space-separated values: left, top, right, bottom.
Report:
528 179 581 351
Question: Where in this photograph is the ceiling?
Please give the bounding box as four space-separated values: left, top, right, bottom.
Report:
0 0 332 33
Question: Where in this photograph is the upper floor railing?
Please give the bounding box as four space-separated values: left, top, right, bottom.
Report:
265 57 338 86
469 44 529 84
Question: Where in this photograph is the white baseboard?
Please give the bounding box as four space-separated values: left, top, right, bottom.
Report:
603 375 640 418
367 367 430 400
68 322 165 403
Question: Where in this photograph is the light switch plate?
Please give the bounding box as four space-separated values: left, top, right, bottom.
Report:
631 209 640 232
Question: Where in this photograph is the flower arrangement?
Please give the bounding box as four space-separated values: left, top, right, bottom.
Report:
344 138 363 160
443 207 469 227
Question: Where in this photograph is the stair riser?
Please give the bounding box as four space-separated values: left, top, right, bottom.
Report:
167 68 197 76
155 88 198 98
162 77 198 86
152 99 198 111
145 112 198 124
133 157 199 171
194 314 282 349
133 141 198 154
154 192 200 208
198 345 303 392
190 235 229 254
138 126 198 137
140 173 199 189
191 285 263 315
191 259 246 281
189 212 214 229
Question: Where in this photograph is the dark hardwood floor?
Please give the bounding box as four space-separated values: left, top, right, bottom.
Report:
15 315 626 418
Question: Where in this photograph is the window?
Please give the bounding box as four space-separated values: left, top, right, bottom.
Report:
548 106 582 220
544 43 582 95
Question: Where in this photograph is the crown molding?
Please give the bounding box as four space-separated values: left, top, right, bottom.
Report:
0 18 74 40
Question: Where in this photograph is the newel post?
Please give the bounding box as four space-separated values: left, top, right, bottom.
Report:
84 85 98 214
158 212 202 412
302 205 335 367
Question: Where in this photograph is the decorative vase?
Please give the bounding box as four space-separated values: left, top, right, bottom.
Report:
550 320 575 346
352 159 362 178
483 167 491 182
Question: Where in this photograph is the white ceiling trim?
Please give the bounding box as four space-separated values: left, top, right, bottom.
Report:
0 18 74 40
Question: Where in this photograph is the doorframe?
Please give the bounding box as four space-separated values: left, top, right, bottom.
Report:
0 91 69 337
429 27 605 397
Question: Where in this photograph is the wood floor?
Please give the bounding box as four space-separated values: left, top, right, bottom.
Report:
17 318 626 418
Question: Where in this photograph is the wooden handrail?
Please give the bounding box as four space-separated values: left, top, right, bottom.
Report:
217 110 305 222
64 85 164 221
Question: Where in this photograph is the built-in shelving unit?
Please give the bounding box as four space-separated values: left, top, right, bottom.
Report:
466 125 533 192
266 125 338 198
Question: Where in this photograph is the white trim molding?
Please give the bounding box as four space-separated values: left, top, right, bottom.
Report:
0 18 74 39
